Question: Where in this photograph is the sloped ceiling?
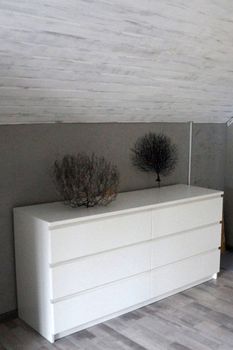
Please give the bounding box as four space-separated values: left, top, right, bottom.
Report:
0 0 233 124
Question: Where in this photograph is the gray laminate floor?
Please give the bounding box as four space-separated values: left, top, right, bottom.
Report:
221 251 233 271
1 268 233 349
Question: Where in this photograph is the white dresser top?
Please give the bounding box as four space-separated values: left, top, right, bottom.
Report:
14 184 223 227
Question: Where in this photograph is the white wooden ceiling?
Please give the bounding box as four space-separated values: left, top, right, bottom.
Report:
0 0 233 124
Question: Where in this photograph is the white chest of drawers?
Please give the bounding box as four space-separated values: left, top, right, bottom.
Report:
14 184 223 343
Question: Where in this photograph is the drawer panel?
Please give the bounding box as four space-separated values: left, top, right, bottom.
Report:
151 224 221 269
51 242 150 300
151 250 220 298
53 273 150 334
50 211 151 264
152 197 222 238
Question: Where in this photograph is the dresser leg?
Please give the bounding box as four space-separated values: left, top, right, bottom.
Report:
212 273 218 280
48 334 55 343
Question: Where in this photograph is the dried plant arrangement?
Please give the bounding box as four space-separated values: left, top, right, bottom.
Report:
131 133 178 187
53 153 120 208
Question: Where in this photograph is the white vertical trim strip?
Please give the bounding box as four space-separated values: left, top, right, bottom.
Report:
188 121 193 186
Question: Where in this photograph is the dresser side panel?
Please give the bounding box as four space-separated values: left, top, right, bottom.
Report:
14 210 54 342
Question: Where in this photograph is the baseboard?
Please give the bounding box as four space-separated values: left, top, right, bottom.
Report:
0 309 18 323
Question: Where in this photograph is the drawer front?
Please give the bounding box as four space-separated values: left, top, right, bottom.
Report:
53 273 150 334
50 211 151 264
152 197 222 238
151 224 221 269
51 242 150 300
151 250 220 298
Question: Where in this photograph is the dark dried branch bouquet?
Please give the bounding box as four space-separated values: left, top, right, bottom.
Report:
131 133 177 186
53 153 120 208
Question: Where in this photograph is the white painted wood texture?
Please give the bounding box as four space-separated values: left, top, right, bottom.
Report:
152 197 223 237
13 213 54 343
1 0 233 124
53 273 151 334
151 224 221 269
51 242 151 300
16 184 223 225
151 250 220 298
50 211 151 264
14 185 223 343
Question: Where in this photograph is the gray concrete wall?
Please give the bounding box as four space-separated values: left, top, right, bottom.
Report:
224 124 233 248
0 122 226 315
191 123 226 191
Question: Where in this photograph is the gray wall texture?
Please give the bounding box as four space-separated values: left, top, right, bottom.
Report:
192 124 226 191
0 122 226 315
